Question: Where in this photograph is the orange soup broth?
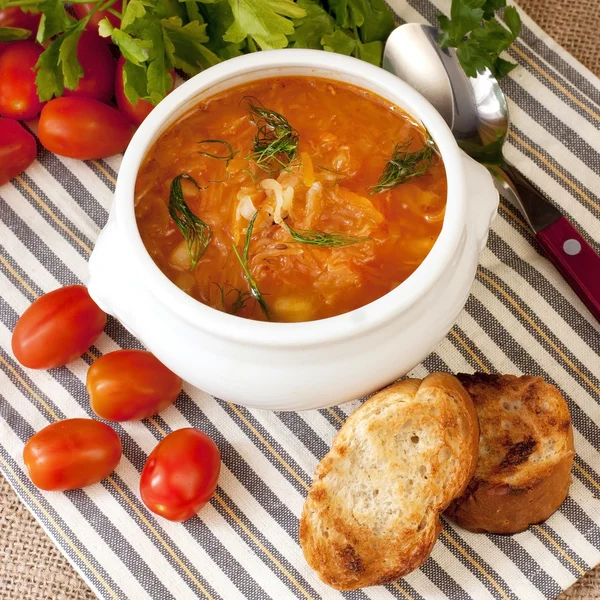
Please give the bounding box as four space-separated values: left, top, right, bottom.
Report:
135 77 447 322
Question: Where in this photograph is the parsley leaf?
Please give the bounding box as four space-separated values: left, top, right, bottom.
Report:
36 0 71 43
305 0 392 64
108 26 152 66
224 0 306 50
34 35 64 100
439 0 521 78
121 59 150 104
503 5 521 37
34 20 85 100
0 26 31 41
348 0 394 43
322 28 356 55
162 16 221 73
438 0 484 48
58 24 84 89
322 29 383 65
481 0 506 19
120 0 147 29
288 0 334 49
355 38 383 65
200 1 246 59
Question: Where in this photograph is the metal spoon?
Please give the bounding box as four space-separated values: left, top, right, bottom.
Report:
383 23 600 323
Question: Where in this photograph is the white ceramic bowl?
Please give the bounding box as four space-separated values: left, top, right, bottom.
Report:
88 49 498 411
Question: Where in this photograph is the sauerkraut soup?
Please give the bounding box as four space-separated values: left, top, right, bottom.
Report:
135 77 447 322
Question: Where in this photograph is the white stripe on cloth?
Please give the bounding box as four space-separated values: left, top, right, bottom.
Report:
447 525 547 600
504 106 600 223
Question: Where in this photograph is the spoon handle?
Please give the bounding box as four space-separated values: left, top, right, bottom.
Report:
504 164 600 324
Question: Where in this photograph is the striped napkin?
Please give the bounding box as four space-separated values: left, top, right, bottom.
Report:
1 1 599 598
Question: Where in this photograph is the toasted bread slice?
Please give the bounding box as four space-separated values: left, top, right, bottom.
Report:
445 373 574 534
299 373 479 590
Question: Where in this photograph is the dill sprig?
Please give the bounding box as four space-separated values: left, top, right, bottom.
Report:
232 211 269 319
284 223 371 247
168 174 212 270
198 139 238 183
317 164 344 188
214 282 253 315
245 97 299 173
317 164 344 175
198 139 238 166
369 134 438 194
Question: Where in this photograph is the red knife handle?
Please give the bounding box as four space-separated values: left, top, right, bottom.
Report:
536 216 600 323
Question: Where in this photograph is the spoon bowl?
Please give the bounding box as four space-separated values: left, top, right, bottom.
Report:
384 24 508 158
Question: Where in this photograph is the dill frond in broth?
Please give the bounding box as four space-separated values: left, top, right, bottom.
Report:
198 139 238 166
369 134 438 194
198 139 239 183
168 174 212 270
284 223 371 248
245 97 299 173
214 283 253 315
232 211 269 319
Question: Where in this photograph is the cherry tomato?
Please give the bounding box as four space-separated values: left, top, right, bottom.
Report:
73 1 121 36
12 285 106 369
63 31 115 103
0 119 36 186
140 429 220 522
87 350 183 421
38 97 134 159
115 56 174 126
0 41 44 120
0 7 41 32
23 418 122 491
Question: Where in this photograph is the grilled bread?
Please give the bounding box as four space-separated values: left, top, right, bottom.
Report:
299 373 479 590
445 373 574 534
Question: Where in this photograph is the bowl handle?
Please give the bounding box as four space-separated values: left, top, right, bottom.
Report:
462 151 499 253
87 216 139 336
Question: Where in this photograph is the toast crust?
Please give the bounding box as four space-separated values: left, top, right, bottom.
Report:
445 373 574 534
299 373 479 590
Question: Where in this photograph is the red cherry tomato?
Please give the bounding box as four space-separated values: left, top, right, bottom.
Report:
12 285 107 369
23 419 122 491
63 31 115 103
38 97 134 159
73 1 121 36
87 350 183 421
0 119 36 186
0 41 44 120
115 56 174 126
0 7 41 32
140 429 220 522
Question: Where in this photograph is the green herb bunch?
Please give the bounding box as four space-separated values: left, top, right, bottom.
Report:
0 0 520 108
439 0 522 78
0 0 396 106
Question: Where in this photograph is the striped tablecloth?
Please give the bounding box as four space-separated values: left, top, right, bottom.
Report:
1 1 599 599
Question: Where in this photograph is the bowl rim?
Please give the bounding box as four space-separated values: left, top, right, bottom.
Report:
114 49 466 346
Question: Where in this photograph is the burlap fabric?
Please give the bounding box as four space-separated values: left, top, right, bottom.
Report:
518 0 600 77
1 1 599 598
